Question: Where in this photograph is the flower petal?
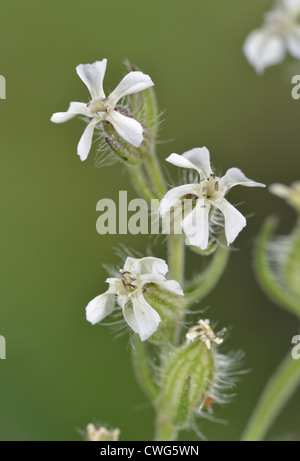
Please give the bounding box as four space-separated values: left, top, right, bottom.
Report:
51 102 90 123
221 168 266 191
106 110 143 147
284 0 300 12
131 293 161 341
122 303 139 334
124 257 168 277
166 153 200 173
269 183 291 199
286 27 300 59
214 198 246 245
76 59 107 99
108 71 154 106
86 292 115 325
243 28 286 74
77 120 98 161
139 273 167 285
156 280 184 296
181 199 211 249
159 184 199 216
182 147 213 177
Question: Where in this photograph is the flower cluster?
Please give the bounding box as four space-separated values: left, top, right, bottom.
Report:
52 57 268 440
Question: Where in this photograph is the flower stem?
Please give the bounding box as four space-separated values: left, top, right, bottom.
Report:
131 336 159 400
184 243 229 305
146 149 166 198
255 217 300 317
242 353 300 441
129 165 155 202
168 234 185 285
154 416 178 441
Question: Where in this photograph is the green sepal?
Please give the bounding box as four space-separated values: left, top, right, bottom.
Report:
156 340 215 431
143 284 187 344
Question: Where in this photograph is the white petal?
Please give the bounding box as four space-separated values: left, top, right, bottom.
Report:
284 0 300 12
131 293 161 341
181 199 211 249
215 198 246 245
123 303 139 334
105 277 123 294
51 102 89 123
106 110 143 147
86 292 115 325
182 147 213 177
139 273 166 285
108 71 154 106
243 28 286 74
269 183 290 199
117 294 129 310
124 257 168 277
76 59 107 99
156 280 184 296
159 184 199 216
286 27 300 58
221 168 266 191
166 153 201 173
77 120 98 161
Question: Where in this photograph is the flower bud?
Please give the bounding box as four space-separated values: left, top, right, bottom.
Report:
155 320 224 434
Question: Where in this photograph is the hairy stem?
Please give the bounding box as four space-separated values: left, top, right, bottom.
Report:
129 165 155 202
184 244 229 306
146 149 166 198
168 234 185 285
154 417 178 441
131 336 159 401
242 353 300 441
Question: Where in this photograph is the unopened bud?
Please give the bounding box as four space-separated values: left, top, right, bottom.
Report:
156 322 220 432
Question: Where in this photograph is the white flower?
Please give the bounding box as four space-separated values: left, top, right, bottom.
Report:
185 319 224 350
270 181 300 212
51 59 154 160
159 147 265 250
244 0 300 73
85 424 120 442
86 256 184 341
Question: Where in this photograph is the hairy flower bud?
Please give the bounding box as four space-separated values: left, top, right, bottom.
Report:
155 321 226 438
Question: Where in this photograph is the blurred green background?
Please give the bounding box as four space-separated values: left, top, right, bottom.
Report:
1 0 300 441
